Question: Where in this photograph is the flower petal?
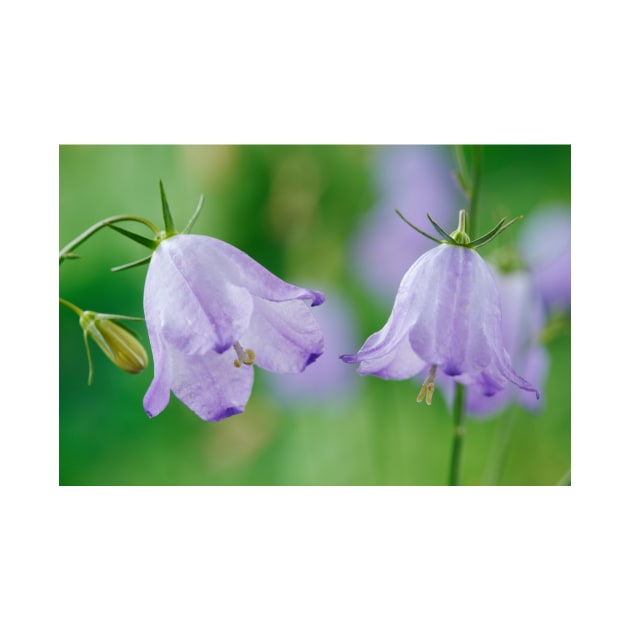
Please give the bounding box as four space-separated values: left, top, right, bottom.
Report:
343 246 444 366
209 238 325 306
145 236 254 354
494 348 541 399
143 326 172 418
409 246 495 375
356 333 426 379
169 344 255 422
240 297 324 373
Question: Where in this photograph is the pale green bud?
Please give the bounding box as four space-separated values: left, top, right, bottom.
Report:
79 311 148 384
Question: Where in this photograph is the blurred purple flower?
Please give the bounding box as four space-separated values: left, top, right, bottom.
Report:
456 267 549 418
351 146 461 301
341 243 540 403
266 289 359 405
143 234 325 422
519 205 571 311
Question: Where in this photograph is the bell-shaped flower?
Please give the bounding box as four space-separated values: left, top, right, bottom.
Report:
143 234 325 422
341 213 540 403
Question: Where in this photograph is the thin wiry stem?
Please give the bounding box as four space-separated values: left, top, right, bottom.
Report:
469 145 482 239
59 297 83 316
59 215 161 263
446 146 483 485
449 383 467 485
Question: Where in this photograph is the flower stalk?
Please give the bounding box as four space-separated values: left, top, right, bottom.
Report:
448 145 480 486
469 145 482 238
59 215 162 264
449 383 467 485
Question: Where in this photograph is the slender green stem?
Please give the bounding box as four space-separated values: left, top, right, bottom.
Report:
449 383 467 485
59 215 161 263
468 145 482 239
446 147 483 485
59 297 83 316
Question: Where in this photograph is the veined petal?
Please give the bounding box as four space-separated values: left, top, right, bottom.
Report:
209 237 325 306
240 297 324 373
495 348 541 399
356 333 426 380
169 344 255 422
145 236 254 354
343 246 444 365
409 246 495 375
474 347 540 399
143 325 172 419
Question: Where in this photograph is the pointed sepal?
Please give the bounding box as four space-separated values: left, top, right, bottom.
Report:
107 224 158 250
427 213 459 245
182 194 205 234
111 254 153 273
394 209 444 245
469 215 522 249
159 179 177 236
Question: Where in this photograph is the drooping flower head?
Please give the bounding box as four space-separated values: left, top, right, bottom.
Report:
119 182 325 422
143 235 324 421
341 210 540 405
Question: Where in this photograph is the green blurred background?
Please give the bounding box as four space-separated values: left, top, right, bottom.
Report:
59 145 570 485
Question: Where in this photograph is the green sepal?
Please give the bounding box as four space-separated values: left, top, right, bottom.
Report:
159 179 177 236
94 313 145 322
83 329 95 386
111 254 153 273
95 315 145 340
469 215 522 249
182 194 205 234
107 224 158 250
427 214 458 245
394 209 444 245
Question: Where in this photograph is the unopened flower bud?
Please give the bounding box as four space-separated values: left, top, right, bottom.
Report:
79 311 148 384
